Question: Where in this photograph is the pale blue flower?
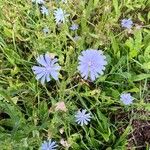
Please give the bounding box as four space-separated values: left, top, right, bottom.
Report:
41 6 49 15
70 24 79 31
32 53 61 84
78 49 107 81
32 0 44 4
121 18 133 29
54 8 69 24
75 109 91 126
120 93 134 105
73 35 80 41
40 139 58 150
43 27 50 34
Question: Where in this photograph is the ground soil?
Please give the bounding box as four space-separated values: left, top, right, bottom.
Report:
128 119 150 150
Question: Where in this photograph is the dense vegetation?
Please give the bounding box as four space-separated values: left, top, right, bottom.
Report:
0 0 150 149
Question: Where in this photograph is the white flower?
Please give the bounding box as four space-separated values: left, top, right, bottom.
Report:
70 24 79 31
54 8 69 24
41 6 49 15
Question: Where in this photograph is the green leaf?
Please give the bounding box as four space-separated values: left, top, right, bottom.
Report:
111 33 119 57
145 104 150 111
38 101 49 121
129 49 138 59
101 133 110 142
144 45 150 61
148 11 150 20
131 74 150 81
114 125 131 148
142 62 150 70
113 0 120 18
94 0 99 7
127 87 140 93
86 0 94 18
125 38 134 50
96 109 111 142
134 29 142 50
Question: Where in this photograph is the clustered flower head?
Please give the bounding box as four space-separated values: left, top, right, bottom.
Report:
54 8 69 24
70 23 79 31
75 109 91 126
32 53 61 84
78 49 107 81
60 139 71 148
121 18 133 29
40 139 58 150
55 101 67 112
120 93 134 105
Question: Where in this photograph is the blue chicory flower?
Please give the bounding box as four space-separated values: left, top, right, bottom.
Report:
40 139 58 150
120 93 134 105
121 18 133 29
41 6 49 15
54 8 69 24
75 109 91 126
78 49 107 81
70 24 79 31
32 0 45 4
32 53 61 84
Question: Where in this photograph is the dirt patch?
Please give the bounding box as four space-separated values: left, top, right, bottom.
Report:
128 120 150 150
111 108 150 149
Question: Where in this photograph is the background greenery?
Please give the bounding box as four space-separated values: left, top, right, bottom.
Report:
0 0 150 149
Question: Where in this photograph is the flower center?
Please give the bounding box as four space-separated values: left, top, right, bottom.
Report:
88 61 92 67
80 115 84 119
45 66 51 72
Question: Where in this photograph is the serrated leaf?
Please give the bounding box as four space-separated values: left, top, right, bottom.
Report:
111 33 119 56
113 0 120 18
